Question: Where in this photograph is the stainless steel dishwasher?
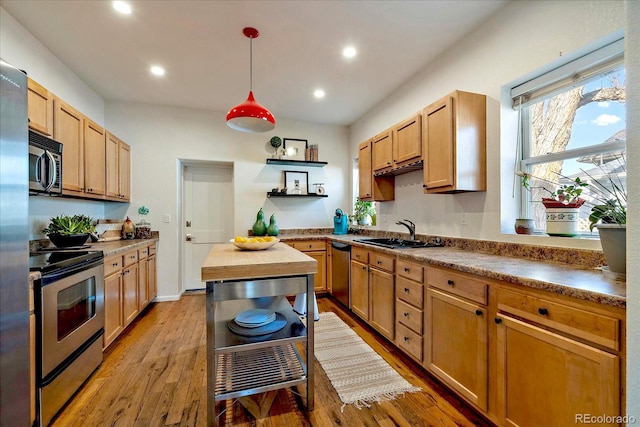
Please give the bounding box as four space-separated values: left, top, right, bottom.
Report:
330 241 351 308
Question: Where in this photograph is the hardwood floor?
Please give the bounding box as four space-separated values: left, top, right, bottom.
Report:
51 294 493 427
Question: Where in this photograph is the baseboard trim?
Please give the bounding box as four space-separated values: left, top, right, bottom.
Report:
152 295 181 302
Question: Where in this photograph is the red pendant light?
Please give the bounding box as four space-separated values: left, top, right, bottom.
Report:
226 27 276 133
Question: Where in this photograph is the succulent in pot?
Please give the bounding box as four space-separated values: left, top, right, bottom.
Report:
42 214 96 248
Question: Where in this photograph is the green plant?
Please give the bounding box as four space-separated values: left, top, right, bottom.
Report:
350 198 376 224
42 214 96 236
583 156 627 231
517 172 588 205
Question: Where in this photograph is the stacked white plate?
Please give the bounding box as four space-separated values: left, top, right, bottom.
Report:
234 309 276 328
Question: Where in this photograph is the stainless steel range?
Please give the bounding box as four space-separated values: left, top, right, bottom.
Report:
30 250 105 426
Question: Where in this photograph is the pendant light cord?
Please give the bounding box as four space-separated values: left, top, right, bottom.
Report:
249 35 253 92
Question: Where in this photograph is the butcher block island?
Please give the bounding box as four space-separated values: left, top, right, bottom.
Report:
201 242 317 425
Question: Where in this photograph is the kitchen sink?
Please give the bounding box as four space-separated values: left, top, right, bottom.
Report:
353 237 443 249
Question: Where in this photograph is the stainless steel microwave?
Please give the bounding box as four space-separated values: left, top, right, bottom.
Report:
29 130 62 194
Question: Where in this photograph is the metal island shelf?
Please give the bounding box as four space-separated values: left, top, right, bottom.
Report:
201 242 317 426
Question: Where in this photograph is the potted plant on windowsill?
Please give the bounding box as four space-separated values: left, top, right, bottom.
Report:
350 198 376 226
584 158 627 275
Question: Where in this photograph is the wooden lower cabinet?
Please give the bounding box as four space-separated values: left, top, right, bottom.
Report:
122 261 139 326
104 269 124 348
425 288 488 410
369 267 394 340
285 240 327 292
495 315 620 427
350 259 369 320
138 257 149 310
148 252 157 301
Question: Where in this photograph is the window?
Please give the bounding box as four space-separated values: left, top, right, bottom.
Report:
512 37 626 234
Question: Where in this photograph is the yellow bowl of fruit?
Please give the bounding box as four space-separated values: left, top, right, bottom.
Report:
230 236 279 251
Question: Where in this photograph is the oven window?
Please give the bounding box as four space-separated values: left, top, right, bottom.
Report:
57 277 97 341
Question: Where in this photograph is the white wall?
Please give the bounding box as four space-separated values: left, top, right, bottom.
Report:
349 0 625 251
625 0 639 418
105 102 349 299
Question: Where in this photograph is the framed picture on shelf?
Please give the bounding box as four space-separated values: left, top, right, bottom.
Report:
284 170 308 195
283 138 308 161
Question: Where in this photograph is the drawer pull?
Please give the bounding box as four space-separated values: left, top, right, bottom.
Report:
377 260 382 265
538 307 549 315
475 309 482 316
494 318 502 324
403 312 409 317
112 263 118 267
403 336 409 342
447 279 454 286
404 287 409 293
404 267 410 272
362 265 367 271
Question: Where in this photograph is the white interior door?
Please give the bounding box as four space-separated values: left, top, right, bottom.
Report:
182 163 234 291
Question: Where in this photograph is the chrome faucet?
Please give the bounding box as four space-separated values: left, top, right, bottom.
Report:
396 219 416 241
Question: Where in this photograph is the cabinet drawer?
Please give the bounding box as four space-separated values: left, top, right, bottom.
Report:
396 276 423 308
289 240 325 251
370 251 395 273
352 247 369 264
122 250 138 267
427 267 487 305
397 259 424 283
396 299 422 334
104 255 123 277
149 244 156 255
138 246 149 259
497 288 620 351
396 322 422 361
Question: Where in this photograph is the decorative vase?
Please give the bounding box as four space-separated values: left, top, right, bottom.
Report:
252 208 267 236
514 218 535 235
596 224 626 275
542 198 585 237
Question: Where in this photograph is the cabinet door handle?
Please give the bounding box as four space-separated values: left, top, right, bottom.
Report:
403 336 409 342
403 312 409 317
377 260 382 265
404 267 410 272
362 265 366 271
494 317 502 324
404 287 409 293
447 279 454 286
538 307 549 315
475 309 482 316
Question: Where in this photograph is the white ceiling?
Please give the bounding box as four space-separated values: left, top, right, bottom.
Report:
1 0 509 126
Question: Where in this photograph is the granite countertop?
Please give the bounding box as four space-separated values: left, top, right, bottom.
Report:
279 233 626 309
88 238 159 257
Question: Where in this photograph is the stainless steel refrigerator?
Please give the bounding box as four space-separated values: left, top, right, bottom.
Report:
0 58 31 426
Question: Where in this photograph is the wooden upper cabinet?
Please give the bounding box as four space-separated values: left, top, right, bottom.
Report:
27 78 53 137
83 118 106 196
372 130 393 172
106 132 131 201
54 98 84 193
358 140 394 202
393 113 422 167
423 90 486 194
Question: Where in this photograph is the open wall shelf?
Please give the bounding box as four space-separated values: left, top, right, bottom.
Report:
267 193 328 198
266 159 327 167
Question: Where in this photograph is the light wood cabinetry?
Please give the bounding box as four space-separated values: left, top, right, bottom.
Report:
285 240 327 292
29 277 36 426
27 78 53 136
103 254 124 349
103 243 157 349
395 259 424 362
423 90 486 194
393 113 422 168
372 130 394 172
494 287 622 427
358 140 394 202
349 247 395 340
83 118 106 196
106 132 131 201
54 98 85 193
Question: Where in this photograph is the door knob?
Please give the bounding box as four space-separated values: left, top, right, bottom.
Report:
186 234 193 241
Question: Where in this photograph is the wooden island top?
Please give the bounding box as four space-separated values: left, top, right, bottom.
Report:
201 242 317 282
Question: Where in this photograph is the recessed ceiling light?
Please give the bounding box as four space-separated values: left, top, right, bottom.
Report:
112 1 131 15
342 46 357 58
314 89 325 99
150 66 165 76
